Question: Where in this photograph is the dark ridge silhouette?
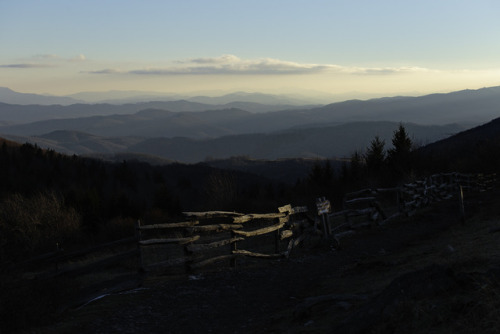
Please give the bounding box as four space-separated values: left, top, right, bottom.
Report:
416 117 500 173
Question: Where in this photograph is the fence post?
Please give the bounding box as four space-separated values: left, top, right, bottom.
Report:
458 185 465 224
275 223 281 254
135 220 144 273
316 197 331 238
230 230 237 268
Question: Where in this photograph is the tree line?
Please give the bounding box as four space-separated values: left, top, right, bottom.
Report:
297 124 417 207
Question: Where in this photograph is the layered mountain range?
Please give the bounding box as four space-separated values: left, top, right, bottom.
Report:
0 86 499 162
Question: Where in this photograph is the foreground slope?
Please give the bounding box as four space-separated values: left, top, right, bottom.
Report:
34 187 500 333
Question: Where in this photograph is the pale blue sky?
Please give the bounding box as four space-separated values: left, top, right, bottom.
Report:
1 0 500 97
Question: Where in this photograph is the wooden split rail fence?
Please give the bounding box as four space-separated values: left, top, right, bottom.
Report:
137 173 496 273
320 172 497 243
7 173 496 290
136 205 311 273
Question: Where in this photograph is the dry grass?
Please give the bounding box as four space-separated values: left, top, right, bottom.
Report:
0 191 82 262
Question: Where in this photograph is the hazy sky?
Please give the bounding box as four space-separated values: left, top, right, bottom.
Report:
1 0 500 98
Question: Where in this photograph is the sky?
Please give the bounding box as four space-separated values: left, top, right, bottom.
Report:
1 0 500 99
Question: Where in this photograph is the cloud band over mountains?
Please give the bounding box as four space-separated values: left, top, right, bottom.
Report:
0 63 54 69
85 55 432 76
0 54 87 69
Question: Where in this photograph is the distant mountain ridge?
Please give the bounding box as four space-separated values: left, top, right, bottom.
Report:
0 121 465 163
0 87 83 105
0 87 323 107
1 86 499 131
0 86 499 163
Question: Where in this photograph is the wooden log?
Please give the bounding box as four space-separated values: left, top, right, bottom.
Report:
186 237 244 253
138 221 199 230
345 188 376 198
139 235 200 246
347 208 373 217
186 224 243 233
280 229 294 240
232 249 285 259
328 210 350 218
278 205 308 214
232 222 285 237
292 206 308 214
183 211 244 218
344 197 376 205
381 212 402 224
189 254 239 270
374 187 400 193
278 204 292 213
405 200 417 207
372 201 387 220
233 213 286 223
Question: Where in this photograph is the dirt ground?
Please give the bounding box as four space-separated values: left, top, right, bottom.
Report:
31 189 500 334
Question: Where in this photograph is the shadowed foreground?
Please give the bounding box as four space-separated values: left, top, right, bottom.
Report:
33 189 500 333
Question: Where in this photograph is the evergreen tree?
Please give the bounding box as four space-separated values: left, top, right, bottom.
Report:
348 150 365 187
387 123 413 179
365 135 386 173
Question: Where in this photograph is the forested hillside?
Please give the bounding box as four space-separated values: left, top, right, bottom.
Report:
0 139 286 263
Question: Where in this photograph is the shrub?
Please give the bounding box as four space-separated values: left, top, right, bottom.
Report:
0 191 81 262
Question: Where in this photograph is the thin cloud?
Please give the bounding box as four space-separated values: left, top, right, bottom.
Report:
86 55 433 76
1 54 88 69
351 66 433 75
0 63 54 68
177 54 242 64
130 55 331 75
84 68 123 74
27 53 87 63
33 54 60 60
